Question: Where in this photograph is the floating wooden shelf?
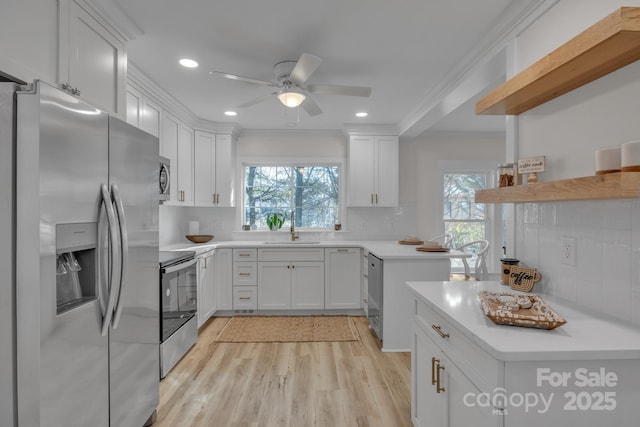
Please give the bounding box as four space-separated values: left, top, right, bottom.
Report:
476 7 640 115
475 172 640 203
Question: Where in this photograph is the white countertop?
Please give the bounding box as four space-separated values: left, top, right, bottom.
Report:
406 281 640 362
161 240 469 260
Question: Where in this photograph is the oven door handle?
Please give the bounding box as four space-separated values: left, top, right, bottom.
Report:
162 258 198 274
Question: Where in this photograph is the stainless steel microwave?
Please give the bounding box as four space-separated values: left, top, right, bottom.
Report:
159 156 170 202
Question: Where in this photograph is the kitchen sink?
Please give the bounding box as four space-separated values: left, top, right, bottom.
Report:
262 241 321 244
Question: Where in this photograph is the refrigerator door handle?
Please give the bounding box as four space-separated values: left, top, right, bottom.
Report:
100 184 120 336
111 184 129 330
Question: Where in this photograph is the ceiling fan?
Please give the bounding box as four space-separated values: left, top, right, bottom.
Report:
210 53 372 116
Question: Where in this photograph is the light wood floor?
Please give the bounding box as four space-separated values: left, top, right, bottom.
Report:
155 316 412 427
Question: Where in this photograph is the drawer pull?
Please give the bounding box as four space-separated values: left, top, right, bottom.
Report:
436 364 445 393
431 324 450 339
239 273 251 277
238 253 251 257
337 249 349 252
363 299 368 304
431 357 438 385
239 297 251 300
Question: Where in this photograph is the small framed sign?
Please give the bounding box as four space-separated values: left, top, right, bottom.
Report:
518 156 545 183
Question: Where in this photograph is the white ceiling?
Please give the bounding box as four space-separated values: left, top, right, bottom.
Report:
103 0 540 134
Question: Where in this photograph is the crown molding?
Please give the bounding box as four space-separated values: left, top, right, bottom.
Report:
342 124 399 137
398 0 559 139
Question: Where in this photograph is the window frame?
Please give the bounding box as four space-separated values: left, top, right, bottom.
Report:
239 157 346 231
437 160 500 273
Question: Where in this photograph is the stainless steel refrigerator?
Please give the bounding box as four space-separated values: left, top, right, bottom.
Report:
0 80 159 426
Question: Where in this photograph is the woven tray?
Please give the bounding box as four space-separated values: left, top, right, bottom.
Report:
478 290 566 330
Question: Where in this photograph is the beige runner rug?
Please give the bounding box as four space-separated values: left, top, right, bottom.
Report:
214 316 360 343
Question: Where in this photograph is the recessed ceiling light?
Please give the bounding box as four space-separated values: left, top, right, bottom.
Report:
355 112 368 118
179 58 199 69
224 111 237 117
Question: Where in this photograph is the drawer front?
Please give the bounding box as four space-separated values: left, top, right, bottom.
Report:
233 286 257 310
258 248 324 262
233 248 257 261
233 261 257 285
414 297 501 392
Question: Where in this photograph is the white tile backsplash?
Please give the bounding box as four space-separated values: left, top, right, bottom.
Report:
160 203 419 246
516 199 640 326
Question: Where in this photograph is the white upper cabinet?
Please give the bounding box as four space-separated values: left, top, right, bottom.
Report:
58 0 126 117
126 85 161 138
161 112 193 206
194 130 235 207
348 135 398 207
178 124 194 205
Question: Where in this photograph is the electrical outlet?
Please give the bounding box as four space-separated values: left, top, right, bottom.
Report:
561 237 576 266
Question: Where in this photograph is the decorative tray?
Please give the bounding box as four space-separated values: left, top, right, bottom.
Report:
416 246 449 252
398 240 424 245
478 290 566 330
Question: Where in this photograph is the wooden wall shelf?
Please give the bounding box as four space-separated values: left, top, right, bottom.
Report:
475 172 640 203
476 7 640 115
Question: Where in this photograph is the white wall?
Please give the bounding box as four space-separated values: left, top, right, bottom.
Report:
400 132 504 240
514 0 640 325
0 0 58 83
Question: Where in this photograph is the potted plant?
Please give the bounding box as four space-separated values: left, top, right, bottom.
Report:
265 212 285 231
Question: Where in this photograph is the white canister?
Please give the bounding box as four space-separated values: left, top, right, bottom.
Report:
595 146 621 175
621 140 640 172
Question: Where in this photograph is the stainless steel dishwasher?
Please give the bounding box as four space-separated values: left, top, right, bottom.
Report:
367 253 383 346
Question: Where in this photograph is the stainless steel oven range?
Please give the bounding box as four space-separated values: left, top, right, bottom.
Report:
159 251 197 378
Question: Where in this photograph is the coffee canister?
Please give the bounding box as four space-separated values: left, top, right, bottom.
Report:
497 163 516 187
500 258 520 284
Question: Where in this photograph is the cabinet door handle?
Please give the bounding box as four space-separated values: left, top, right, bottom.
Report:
371 194 374 204
431 357 438 385
375 194 378 204
436 364 445 393
431 324 450 339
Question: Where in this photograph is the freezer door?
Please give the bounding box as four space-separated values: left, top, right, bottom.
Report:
108 117 160 427
16 81 110 427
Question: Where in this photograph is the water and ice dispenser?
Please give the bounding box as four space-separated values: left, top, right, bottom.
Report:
55 222 98 314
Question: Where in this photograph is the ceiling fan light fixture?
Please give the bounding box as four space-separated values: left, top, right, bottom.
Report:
277 90 306 108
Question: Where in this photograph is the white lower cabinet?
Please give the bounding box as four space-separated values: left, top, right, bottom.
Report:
324 248 361 309
410 289 640 427
412 322 496 427
233 286 257 311
197 250 216 328
214 248 232 310
257 248 324 310
258 261 324 310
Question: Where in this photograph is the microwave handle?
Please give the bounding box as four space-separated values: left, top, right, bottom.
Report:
100 184 119 337
111 184 128 330
162 258 198 274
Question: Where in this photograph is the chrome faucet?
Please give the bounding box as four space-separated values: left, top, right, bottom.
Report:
290 210 299 241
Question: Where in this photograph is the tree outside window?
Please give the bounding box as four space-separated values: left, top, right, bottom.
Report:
443 172 487 270
244 165 339 229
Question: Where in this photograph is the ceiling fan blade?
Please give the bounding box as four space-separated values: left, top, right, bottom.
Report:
237 92 277 108
289 53 322 86
307 84 372 97
301 96 322 116
210 71 278 87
